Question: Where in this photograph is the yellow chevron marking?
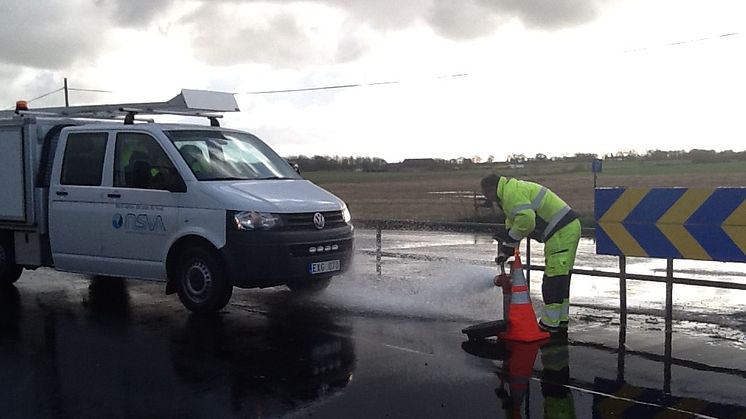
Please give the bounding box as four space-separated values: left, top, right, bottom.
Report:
724 200 746 226
600 188 649 222
658 188 713 224
599 189 649 257
723 226 746 256
657 224 711 260
723 201 746 256
669 398 709 417
595 385 644 418
656 189 713 260
599 222 647 257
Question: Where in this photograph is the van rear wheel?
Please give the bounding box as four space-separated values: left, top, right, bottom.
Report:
0 239 22 287
176 247 233 313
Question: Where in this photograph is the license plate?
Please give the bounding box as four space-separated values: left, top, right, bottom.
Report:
309 260 340 274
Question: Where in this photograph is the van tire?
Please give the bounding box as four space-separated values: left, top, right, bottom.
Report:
286 276 332 293
0 239 23 287
176 247 233 313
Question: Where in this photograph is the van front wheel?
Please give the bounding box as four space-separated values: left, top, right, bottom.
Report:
0 239 23 287
176 247 233 313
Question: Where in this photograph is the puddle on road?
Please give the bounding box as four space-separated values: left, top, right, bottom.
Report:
317 229 746 332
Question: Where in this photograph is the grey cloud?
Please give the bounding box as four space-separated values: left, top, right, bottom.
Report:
181 0 602 69
94 0 176 27
0 65 16 83
480 0 599 30
329 0 600 35
427 0 503 40
0 2 112 69
0 65 22 109
426 0 599 39
0 68 59 109
322 0 431 31
197 0 428 31
335 31 370 63
182 5 342 68
248 0 600 36
0 0 603 72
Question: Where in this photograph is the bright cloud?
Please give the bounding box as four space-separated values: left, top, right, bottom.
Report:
1 0 744 162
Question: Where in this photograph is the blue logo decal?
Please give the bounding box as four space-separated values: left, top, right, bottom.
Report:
112 214 124 229
112 213 166 233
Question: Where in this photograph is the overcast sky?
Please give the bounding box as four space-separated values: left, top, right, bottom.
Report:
1 0 744 162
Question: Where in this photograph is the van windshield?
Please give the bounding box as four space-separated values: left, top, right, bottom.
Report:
165 130 301 181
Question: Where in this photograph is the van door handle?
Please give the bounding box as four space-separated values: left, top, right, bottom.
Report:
107 193 121 199
56 191 68 196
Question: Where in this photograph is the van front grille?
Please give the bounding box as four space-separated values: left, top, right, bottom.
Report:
282 211 346 231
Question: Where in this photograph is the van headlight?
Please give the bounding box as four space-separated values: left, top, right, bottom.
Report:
233 211 283 230
342 205 351 224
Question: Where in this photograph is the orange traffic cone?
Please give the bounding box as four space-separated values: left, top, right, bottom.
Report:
499 250 550 342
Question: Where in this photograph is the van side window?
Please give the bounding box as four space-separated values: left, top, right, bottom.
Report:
113 133 179 190
60 133 108 186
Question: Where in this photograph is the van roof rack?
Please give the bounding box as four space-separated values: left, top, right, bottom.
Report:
1 89 240 127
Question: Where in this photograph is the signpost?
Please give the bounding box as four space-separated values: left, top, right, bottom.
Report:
592 158 603 188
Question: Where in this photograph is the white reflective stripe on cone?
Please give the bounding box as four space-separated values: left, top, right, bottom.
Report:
511 274 527 287
511 291 531 305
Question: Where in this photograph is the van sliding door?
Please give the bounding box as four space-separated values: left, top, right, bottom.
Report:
48 132 110 271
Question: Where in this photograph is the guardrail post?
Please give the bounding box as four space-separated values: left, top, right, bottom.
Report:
664 258 674 394
525 239 531 291
376 222 382 277
619 256 627 330
618 255 627 382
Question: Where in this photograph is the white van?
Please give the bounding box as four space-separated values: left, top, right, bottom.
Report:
0 90 354 313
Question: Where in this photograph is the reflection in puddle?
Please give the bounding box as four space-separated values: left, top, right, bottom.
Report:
462 334 746 418
0 283 356 419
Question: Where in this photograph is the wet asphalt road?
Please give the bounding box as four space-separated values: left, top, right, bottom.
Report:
2 235 746 418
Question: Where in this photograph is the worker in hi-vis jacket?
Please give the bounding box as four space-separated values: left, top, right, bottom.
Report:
480 174 581 335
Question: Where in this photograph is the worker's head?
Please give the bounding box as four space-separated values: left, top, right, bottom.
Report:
480 174 500 204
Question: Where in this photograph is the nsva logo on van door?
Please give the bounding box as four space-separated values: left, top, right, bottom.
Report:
112 213 166 234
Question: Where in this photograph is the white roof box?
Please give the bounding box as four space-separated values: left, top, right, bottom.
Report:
168 89 240 112
0 89 240 120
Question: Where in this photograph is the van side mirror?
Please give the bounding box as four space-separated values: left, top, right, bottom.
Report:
285 159 300 174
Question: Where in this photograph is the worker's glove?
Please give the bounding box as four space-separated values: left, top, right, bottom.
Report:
495 242 516 265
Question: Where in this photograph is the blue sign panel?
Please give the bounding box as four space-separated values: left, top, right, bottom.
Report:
595 187 746 262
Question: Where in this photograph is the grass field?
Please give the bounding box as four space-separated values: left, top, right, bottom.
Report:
303 159 746 225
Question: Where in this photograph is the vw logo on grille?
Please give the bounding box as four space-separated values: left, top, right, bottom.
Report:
313 212 326 230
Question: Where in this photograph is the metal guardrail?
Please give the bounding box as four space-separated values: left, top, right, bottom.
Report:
357 218 746 396
357 218 746 289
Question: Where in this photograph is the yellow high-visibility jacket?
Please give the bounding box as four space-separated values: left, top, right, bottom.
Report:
496 177 577 243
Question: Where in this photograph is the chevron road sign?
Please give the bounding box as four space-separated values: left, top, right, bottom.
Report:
595 187 746 262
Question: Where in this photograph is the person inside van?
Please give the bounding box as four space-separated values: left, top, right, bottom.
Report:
179 144 209 178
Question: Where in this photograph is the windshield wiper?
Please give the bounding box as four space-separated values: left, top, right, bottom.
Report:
255 176 291 180
207 176 252 181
